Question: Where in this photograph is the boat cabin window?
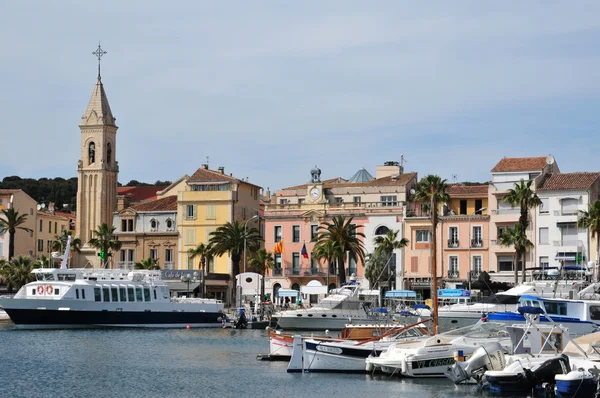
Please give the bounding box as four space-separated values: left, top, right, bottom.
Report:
82 289 86 300
31 288 36 295
76 289 79 299
153 289 157 300
590 306 600 320
54 288 60 295
544 301 567 316
128 287 135 302
119 287 127 302
111 287 118 302
103 287 110 302
57 273 76 281
94 287 101 302
483 294 519 305
37 273 55 281
136 287 143 302
144 288 151 302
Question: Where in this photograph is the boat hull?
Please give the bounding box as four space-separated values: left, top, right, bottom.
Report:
271 313 371 331
3 307 223 329
303 340 384 372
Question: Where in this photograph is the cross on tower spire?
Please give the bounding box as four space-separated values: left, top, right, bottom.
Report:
92 42 107 79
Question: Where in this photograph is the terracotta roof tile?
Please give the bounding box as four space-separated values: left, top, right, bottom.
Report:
491 157 547 172
130 195 178 212
188 167 238 183
326 172 417 189
537 172 600 191
54 211 76 220
0 189 22 195
447 184 489 195
117 186 167 202
282 177 347 191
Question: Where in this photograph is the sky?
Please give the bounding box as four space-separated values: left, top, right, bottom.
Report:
1 1 600 192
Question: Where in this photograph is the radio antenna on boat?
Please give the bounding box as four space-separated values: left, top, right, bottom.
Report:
59 236 71 270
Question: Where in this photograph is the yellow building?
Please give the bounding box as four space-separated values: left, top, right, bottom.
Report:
178 164 261 277
0 189 37 260
35 209 72 264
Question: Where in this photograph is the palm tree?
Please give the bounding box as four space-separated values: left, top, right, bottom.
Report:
89 223 122 268
314 215 365 285
312 239 343 291
499 224 533 285
364 250 388 290
413 175 450 334
0 208 33 260
188 243 212 298
135 257 159 270
578 200 600 281
249 248 274 300
0 256 36 292
208 221 263 278
373 229 409 290
37 254 51 268
51 229 82 255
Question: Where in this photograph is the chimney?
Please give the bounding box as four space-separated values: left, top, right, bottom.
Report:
49 202 55 212
201 164 208 170
218 167 225 174
117 195 130 211
266 187 271 200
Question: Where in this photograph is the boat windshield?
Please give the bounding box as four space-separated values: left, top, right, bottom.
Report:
437 321 507 338
35 273 55 281
481 294 520 305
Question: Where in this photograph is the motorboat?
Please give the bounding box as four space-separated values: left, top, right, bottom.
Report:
295 320 430 373
365 321 511 377
270 282 381 331
0 238 225 329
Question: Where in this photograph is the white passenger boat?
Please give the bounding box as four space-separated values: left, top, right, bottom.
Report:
270 282 380 331
0 238 225 329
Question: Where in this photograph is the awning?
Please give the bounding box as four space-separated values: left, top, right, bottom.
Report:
557 222 577 228
385 290 417 298
166 282 201 291
555 252 577 261
277 288 300 298
205 280 228 287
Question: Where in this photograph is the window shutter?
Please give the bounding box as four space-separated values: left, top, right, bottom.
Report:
539 227 549 244
540 198 549 213
206 204 216 219
411 256 418 273
561 198 578 215
185 229 195 245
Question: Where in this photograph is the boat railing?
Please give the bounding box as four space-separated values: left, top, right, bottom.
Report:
173 297 223 305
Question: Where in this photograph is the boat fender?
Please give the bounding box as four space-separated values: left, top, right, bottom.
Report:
46 285 53 295
401 359 408 375
37 285 44 295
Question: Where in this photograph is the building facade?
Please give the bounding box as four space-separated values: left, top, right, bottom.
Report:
0 189 37 260
35 208 72 263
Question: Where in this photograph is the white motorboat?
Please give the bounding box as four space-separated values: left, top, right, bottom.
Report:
365 321 511 377
0 238 225 329
271 282 381 331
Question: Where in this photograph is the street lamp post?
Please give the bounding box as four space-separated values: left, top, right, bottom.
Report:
468 207 487 292
243 215 259 274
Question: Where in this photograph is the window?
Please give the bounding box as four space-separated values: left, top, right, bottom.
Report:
128 250 135 263
460 200 467 215
473 256 482 272
540 256 549 267
448 227 458 247
274 254 282 275
136 287 143 302
380 195 397 207
310 225 319 241
150 249 158 261
292 226 300 242
150 219 158 231
539 227 549 245
590 306 600 321
497 226 507 237
449 256 459 277
274 226 282 242
154 289 157 300
94 287 101 302
280 199 288 205
111 287 118 302
107 142 112 163
540 198 549 214
334 197 343 203
292 253 300 274
190 184 230 192
76 289 79 299
348 257 357 275
298 199 304 204
37 239 43 251
186 205 196 220
121 219 127 232
39 220 43 232
82 289 85 300
184 229 195 245
375 226 389 235
498 255 515 272
103 287 110 302
88 142 95 164
475 200 483 214
54 222 57 234
353 196 361 203
544 302 567 316
472 226 483 247
47 240 52 253
416 230 431 243
128 219 133 231
144 288 151 302
166 219 174 231
410 256 418 273
206 204 216 219
120 287 127 301
128 287 135 302
165 249 173 262
561 198 578 215
48 221 52 233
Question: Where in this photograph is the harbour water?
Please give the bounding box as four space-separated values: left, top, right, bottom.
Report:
0 322 508 398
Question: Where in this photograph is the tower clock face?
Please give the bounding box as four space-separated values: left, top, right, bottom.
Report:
310 187 320 198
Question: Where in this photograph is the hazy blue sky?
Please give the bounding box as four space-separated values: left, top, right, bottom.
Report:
1 1 599 191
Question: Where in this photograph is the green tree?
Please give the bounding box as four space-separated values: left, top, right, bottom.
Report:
249 248 274 300
188 243 212 297
314 215 365 285
373 229 409 290
413 175 450 334
364 250 389 290
578 200 600 280
0 256 36 292
0 208 33 260
89 223 123 268
36 254 51 268
208 221 263 278
312 239 343 291
135 257 159 270
51 230 82 268
499 224 533 285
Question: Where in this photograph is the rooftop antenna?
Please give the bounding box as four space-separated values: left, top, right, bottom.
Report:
92 42 107 79
206 156 209 168
546 154 555 173
400 154 407 168
452 174 458 183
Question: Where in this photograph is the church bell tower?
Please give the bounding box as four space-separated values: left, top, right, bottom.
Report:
75 44 119 266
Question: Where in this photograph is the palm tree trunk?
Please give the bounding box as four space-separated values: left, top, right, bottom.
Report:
521 250 526 284
8 231 15 260
597 235 600 282
513 252 518 286
338 255 346 284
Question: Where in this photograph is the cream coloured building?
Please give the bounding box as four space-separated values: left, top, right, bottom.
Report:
0 189 37 260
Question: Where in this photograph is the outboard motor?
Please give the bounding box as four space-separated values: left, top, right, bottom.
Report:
235 308 248 329
527 354 570 386
446 343 506 384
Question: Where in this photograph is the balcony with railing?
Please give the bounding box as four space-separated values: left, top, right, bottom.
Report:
491 208 520 215
470 239 484 248
448 270 460 279
285 267 334 277
117 261 135 270
552 240 584 250
164 261 175 270
447 239 459 248
554 210 579 217
264 200 404 215
271 268 283 277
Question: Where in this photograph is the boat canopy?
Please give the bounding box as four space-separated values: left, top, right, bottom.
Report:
385 290 417 298
277 288 301 298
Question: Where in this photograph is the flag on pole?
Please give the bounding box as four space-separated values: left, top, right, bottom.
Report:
301 243 308 259
273 240 284 255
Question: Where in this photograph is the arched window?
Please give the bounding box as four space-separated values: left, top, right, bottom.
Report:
166 218 174 231
273 283 281 299
88 142 96 165
150 219 158 231
291 283 300 291
375 225 389 235
107 142 112 163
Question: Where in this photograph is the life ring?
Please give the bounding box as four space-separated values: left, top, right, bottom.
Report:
37 285 44 295
46 285 53 295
